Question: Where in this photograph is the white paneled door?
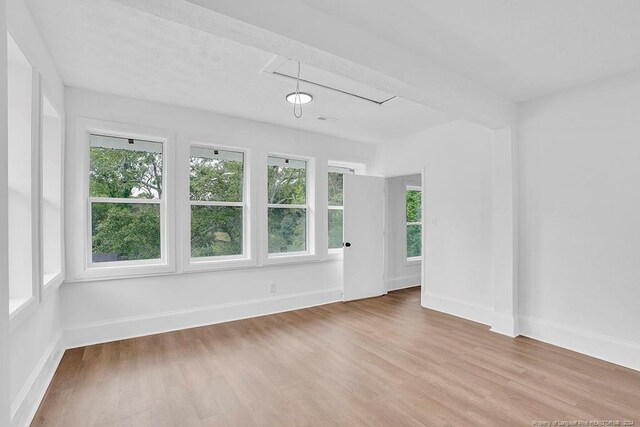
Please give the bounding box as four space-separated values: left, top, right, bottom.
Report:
343 174 385 301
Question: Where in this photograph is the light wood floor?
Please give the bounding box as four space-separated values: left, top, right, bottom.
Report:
33 287 640 426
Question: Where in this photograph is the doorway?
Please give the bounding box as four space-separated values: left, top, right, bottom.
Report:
384 173 423 294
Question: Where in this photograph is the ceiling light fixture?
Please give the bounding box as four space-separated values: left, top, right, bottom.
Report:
286 61 312 118
286 92 313 105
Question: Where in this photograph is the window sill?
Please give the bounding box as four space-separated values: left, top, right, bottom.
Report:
327 248 344 260
265 252 318 266
43 271 65 298
77 261 175 281
65 256 341 283
186 256 256 272
405 256 422 266
9 296 37 332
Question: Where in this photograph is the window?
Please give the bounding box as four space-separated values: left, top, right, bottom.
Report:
89 134 164 264
190 146 245 259
7 32 35 313
406 186 422 260
41 95 63 287
328 166 354 250
268 156 308 254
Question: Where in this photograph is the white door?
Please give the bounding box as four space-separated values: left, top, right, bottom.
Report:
343 174 385 301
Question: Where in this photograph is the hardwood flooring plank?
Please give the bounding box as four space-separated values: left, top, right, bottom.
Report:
32 287 640 426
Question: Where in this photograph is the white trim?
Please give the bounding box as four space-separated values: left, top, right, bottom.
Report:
30 70 41 309
327 159 366 175
266 152 315 259
386 275 421 292
70 118 177 281
64 257 341 284
39 81 65 301
187 142 251 267
264 252 320 266
421 292 640 372
405 256 422 266
422 291 494 326
89 197 160 204
190 200 244 207
41 271 64 298
10 331 64 427
520 316 640 372
8 297 37 332
267 203 307 209
326 247 344 260
64 287 343 349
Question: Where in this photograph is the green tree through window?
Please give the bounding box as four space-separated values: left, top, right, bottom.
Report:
190 147 244 258
268 157 307 254
406 187 422 259
89 135 163 262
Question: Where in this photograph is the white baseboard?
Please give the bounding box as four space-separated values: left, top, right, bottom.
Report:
520 316 640 372
386 275 421 292
421 294 640 371
64 287 343 349
421 291 494 326
11 331 64 427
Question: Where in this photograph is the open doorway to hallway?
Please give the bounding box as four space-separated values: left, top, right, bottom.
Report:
385 173 423 297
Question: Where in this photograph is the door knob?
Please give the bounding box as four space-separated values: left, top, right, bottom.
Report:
344 242 351 247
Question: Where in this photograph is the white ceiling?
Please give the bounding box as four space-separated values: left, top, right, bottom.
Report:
24 0 453 144
302 0 640 102
24 0 640 142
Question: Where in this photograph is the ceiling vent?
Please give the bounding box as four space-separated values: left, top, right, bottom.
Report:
317 116 338 123
262 56 396 105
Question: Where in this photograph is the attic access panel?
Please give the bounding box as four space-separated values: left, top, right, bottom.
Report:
262 56 396 105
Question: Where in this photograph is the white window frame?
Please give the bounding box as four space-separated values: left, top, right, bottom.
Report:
7 32 39 326
40 85 65 296
405 184 423 264
187 142 253 270
266 153 315 262
73 119 176 280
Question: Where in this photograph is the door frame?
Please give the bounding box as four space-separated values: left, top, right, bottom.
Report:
381 169 425 297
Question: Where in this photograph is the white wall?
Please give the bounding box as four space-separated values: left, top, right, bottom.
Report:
62 88 376 348
518 70 640 370
376 120 495 325
7 0 65 426
385 174 421 291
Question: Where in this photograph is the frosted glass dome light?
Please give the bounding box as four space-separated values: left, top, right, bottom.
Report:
286 92 313 104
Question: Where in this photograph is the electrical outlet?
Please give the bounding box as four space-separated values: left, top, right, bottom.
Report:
269 282 277 293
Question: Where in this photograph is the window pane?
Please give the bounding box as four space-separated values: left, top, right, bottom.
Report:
91 203 161 262
42 95 63 279
90 134 163 199
8 33 35 303
407 224 422 258
328 209 344 249
191 205 243 258
406 190 422 222
268 156 306 205
328 172 344 206
268 208 306 253
190 147 243 202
